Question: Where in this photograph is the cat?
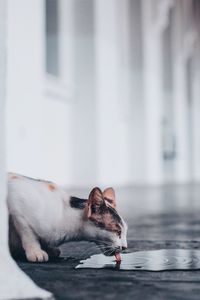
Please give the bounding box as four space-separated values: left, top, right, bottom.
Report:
7 173 128 262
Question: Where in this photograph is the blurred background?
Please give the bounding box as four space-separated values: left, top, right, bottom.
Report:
5 0 200 189
2 2 200 298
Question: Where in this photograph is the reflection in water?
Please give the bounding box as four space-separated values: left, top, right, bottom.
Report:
76 249 200 271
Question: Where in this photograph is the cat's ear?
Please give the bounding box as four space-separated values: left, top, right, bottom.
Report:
103 187 116 209
85 187 105 218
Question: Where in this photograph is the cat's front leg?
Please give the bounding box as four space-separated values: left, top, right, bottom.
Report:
13 217 49 262
25 246 49 263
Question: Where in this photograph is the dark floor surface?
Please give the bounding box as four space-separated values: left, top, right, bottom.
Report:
18 184 200 300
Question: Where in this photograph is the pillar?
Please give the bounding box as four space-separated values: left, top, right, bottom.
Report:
94 0 131 186
0 0 51 298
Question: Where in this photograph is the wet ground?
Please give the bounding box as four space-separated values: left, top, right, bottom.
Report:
77 249 200 271
18 184 200 300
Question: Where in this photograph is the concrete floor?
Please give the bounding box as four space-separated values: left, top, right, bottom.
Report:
18 185 200 300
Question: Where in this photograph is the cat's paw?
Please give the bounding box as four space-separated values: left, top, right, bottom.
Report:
26 248 49 262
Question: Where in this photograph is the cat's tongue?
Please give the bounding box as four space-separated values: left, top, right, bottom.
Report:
115 252 121 262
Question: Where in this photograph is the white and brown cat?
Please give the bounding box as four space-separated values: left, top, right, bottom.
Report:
7 173 128 262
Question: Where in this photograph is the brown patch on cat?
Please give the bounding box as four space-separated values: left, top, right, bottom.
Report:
10 175 20 180
47 183 57 191
103 187 116 209
90 210 121 234
85 187 103 219
85 187 121 235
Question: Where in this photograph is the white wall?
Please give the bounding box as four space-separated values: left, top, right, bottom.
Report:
70 0 97 187
5 0 200 188
192 40 200 181
6 0 72 186
0 1 51 297
94 0 131 186
0 0 8 252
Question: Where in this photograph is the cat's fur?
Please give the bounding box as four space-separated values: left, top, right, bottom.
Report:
7 173 128 262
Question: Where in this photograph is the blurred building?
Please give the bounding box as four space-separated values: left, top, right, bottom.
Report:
5 0 200 187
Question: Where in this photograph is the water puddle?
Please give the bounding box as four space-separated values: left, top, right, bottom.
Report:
76 249 200 271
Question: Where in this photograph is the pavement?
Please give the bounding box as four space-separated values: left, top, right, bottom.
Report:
18 184 200 300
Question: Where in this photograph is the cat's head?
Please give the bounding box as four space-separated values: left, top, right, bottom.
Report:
83 187 128 256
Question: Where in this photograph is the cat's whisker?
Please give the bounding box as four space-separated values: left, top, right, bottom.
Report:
91 239 114 247
103 247 114 255
103 249 114 256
